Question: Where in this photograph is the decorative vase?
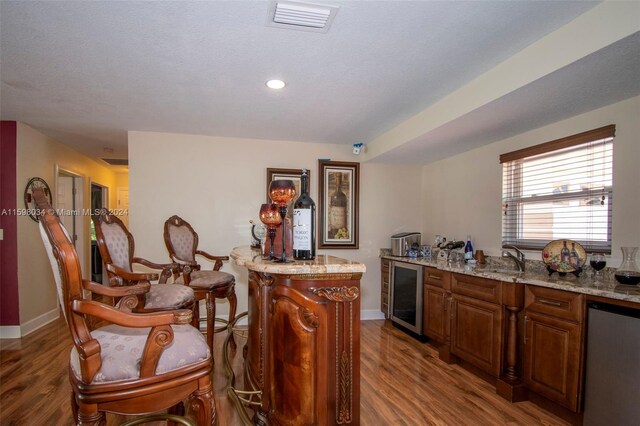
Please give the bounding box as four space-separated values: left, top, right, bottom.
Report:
614 246 640 286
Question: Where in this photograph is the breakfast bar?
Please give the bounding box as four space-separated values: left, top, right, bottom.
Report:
230 246 366 425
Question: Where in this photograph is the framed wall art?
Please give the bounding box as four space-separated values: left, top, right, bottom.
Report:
318 160 359 249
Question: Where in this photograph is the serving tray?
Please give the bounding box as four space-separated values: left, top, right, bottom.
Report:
542 239 586 274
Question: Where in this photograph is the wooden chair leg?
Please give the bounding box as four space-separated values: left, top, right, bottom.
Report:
78 401 105 425
192 298 200 330
187 375 217 425
71 390 79 422
168 402 186 426
205 292 216 355
227 289 237 350
168 401 185 416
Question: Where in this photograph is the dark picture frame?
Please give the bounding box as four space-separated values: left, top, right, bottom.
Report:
266 168 309 220
318 160 359 249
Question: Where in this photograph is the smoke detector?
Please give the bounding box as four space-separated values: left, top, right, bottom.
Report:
267 1 339 33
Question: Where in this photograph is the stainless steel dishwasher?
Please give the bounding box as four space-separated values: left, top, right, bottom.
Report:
583 301 640 425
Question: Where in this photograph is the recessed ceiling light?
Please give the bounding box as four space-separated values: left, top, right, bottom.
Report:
266 79 286 89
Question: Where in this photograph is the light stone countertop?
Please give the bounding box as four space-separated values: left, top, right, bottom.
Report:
231 246 366 275
381 254 640 305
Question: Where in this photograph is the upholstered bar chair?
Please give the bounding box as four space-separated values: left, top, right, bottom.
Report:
34 189 216 425
92 210 195 314
164 215 237 351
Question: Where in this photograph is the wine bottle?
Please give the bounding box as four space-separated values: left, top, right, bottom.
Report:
561 240 570 263
293 169 316 260
464 235 474 261
329 172 348 238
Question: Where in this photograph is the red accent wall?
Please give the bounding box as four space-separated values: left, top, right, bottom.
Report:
1 121 20 325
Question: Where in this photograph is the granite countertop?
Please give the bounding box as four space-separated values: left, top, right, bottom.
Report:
381 253 640 304
231 246 366 275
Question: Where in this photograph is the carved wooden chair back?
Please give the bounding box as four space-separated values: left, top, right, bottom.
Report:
164 215 199 265
92 209 136 275
36 192 85 331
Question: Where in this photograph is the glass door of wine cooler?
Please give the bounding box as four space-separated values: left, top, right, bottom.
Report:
390 261 423 335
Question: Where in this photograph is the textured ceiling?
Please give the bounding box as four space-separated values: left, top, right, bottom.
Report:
1 1 636 166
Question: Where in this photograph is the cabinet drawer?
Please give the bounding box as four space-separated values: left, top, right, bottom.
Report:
381 258 390 272
452 273 501 305
525 286 584 323
424 267 451 290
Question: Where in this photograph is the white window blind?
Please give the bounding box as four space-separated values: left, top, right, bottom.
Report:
501 125 615 253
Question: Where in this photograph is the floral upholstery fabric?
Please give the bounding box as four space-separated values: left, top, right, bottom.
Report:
145 284 194 309
176 270 234 289
100 221 132 271
69 324 210 384
167 224 196 262
39 221 72 322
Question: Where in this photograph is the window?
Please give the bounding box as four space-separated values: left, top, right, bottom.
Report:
501 125 615 253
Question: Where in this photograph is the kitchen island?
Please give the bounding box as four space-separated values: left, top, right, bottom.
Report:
230 246 366 425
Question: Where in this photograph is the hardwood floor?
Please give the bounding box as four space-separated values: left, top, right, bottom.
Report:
0 317 568 425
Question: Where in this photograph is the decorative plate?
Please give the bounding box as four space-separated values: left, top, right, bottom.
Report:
542 239 587 273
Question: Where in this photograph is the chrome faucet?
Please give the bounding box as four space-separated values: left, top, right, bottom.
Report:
502 245 526 272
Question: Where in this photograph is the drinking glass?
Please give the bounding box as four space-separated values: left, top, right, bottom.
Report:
268 180 296 263
259 203 281 260
590 253 606 285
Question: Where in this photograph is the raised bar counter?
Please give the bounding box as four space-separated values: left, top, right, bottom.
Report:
230 246 365 425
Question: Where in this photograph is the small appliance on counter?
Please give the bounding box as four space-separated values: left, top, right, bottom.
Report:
391 232 421 256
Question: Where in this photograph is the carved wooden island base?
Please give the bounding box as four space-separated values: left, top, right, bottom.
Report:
231 247 366 426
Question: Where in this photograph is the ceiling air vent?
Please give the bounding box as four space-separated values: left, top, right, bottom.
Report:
267 1 339 33
101 158 129 166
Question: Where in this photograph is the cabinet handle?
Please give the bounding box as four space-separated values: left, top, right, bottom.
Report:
523 315 529 344
538 298 563 307
442 293 446 311
428 274 441 280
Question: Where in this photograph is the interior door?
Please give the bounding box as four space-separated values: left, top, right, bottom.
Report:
90 183 108 284
117 187 129 227
56 169 84 278
57 175 76 242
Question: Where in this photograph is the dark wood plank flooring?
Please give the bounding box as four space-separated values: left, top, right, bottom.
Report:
0 317 567 425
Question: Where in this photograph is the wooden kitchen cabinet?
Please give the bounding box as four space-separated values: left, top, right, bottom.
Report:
423 285 448 342
422 267 452 343
450 293 504 377
381 258 391 318
449 273 506 377
523 286 585 412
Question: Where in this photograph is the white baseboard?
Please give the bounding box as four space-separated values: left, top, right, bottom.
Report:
0 326 21 339
361 309 386 320
20 308 60 337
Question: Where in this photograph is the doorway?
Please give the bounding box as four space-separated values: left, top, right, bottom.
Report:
55 167 85 277
90 183 108 284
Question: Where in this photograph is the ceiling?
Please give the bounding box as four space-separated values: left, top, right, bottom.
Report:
1 1 639 167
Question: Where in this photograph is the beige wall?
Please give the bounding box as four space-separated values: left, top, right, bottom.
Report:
128 132 423 315
16 123 119 326
421 96 640 266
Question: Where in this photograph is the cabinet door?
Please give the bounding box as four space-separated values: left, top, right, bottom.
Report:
450 294 503 377
269 285 323 426
423 285 448 342
523 311 583 412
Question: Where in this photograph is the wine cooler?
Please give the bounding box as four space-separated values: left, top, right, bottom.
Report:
390 261 423 335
